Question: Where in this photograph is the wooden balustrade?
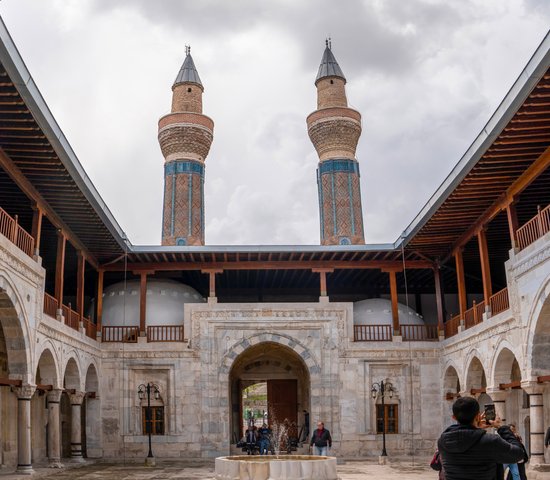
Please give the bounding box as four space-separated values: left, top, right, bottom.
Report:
0 207 35 257
102 326 139 343
401 324 439 341
62 304 80 331
82 317 97 340
489 287 510 316
147 325 184 342
353 324 392 342
445 314 461 339
43 293 58 319
464 301 485 330
516 204 550 250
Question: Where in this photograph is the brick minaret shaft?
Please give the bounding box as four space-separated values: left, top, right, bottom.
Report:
307 41 365 245
159 48 214 246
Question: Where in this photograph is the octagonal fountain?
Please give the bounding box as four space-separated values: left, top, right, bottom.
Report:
215 455 338 480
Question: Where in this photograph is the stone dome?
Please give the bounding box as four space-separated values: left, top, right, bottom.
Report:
100 279 205 327
353 298 424 326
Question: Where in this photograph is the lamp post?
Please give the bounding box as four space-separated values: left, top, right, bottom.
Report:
138 383 160 464
371 380 395 457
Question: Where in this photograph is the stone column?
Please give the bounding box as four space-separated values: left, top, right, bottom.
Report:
14 384 36 475
69 391 86 460
47 389 63 467
523 383 546 465
487 389 508 422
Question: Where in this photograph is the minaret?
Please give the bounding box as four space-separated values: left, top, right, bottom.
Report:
158 47 214 246
307 40 365 245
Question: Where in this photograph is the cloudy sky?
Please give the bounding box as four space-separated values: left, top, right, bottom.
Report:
1 1 549 246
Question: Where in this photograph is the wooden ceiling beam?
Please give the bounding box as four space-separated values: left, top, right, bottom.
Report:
445 145 550 260
103 259 434 272
0 148 99 269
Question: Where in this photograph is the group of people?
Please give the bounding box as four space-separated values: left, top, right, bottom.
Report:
432 397 532 479
241 419 333 456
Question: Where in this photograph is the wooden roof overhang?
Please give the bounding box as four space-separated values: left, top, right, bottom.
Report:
402 33 550 262
0 19 127 265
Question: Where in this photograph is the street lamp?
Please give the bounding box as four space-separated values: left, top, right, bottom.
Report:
371 380 395 457
138 383 160 463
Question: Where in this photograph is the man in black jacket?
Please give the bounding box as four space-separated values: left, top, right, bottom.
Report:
438 397 525 480
310 421 332 456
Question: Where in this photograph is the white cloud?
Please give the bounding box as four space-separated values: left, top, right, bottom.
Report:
0 0 548 247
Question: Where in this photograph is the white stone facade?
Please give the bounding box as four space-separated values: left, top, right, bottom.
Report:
1 230 550 468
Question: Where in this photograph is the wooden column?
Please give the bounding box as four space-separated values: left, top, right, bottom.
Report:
30 205 43 256
139 272 148 335
433 266 444 334
202 269 223 298
96 270 104 334
477 228 492 305
76 252 85 321
506 202 519 249
312 268 334 298
54 231 66 308
454 249 467 318
388 270 400 335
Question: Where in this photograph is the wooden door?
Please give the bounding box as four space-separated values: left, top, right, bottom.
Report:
267 379 298 427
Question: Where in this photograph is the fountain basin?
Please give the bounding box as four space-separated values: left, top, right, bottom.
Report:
215 455 338 480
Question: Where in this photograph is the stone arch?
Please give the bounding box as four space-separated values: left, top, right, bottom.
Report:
525 273 550 377
465 355 487 393
220 332 321 377
0 274 31 379
63 356 81 391
443 365 461 395
491 344 522 388
84 362 99 394
35 347 58 386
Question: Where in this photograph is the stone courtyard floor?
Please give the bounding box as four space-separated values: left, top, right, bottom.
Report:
0 459 436 479
1 459 549 479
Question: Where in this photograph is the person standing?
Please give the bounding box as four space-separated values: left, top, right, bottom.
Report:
310 421 332 456
505 424 529 480
257 423 271 455
438 397 524 480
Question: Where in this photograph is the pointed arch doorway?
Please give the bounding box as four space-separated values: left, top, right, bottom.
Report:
229 342 311 444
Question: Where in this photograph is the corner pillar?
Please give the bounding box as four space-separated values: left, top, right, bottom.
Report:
523 382 546 465
30 204 43 257
96 269 104 340
477 228 492 306
454 248 467 318
14 384 36 475
383 268 401 336
54 231 66 312
202 269 222 302
312 268 333 301
69 391 86 460
47 389 63 467
506 201 519 250
433 265 445 335
76 252 85 321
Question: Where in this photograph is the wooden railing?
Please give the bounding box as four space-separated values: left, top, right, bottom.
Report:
102 326 139 343
516 204 550 250
489 287 510 316
82 317 97 340
62 304 80 331
464 301 485 330
147 325 184 342
43 293 58 319
0 208 35 257
353 324 392 342
401 324 439 341
445 314 461 339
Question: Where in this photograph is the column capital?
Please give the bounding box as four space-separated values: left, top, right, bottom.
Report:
14 384 36 400
486 388 508 401
521 381 545 395
68 390 86 405
47 388 63 403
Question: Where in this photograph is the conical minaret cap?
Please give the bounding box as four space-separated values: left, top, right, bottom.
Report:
315 42 346 85
173 49 203 88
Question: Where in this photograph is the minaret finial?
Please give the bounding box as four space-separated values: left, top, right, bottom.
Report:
328 37 332 49
185 45 191 56
325 38 329 49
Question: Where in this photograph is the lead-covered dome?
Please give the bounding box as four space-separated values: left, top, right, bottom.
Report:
100 279 205 327
353 298 424 326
